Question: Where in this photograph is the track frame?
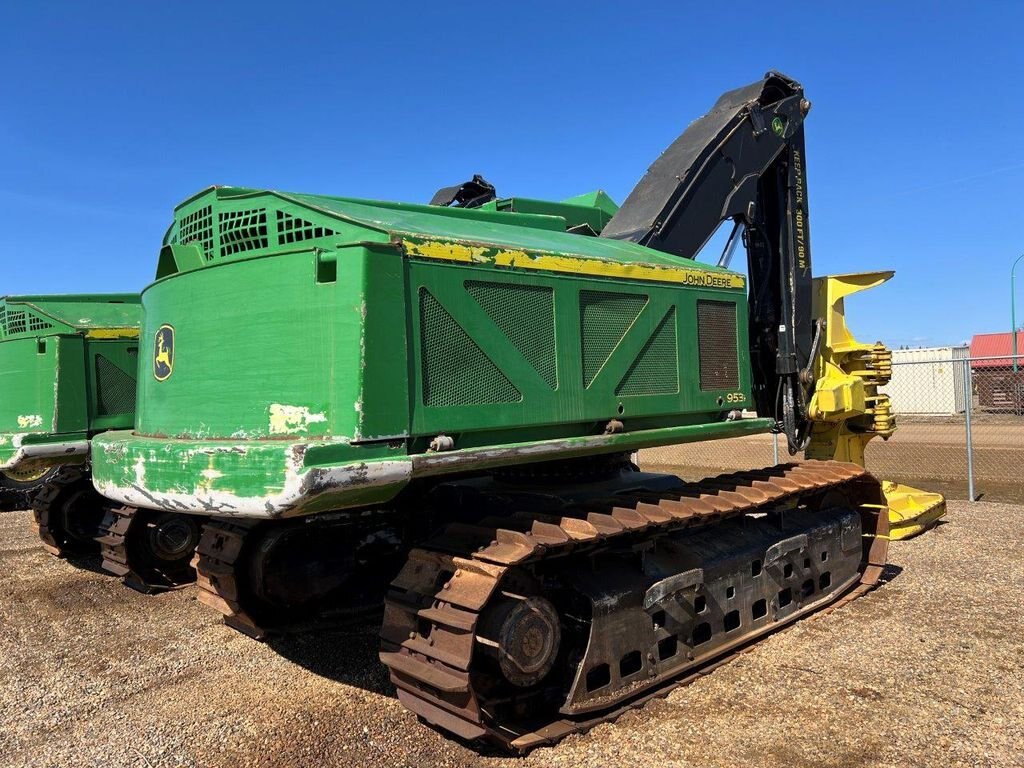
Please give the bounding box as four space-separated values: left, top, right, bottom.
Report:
379 460 889 751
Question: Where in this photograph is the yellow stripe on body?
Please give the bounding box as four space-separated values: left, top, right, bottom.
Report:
85 328 140 339
401 239 745 290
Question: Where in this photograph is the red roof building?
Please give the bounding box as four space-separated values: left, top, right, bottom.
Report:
969 332 1024 412
969 331 1024 368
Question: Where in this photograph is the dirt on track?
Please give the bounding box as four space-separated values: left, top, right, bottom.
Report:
1 501 1022 768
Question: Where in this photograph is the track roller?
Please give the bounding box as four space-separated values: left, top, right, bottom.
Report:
97 505 201 592
478 594 562 688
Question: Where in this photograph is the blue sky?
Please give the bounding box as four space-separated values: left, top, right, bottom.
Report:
1 2 1021 348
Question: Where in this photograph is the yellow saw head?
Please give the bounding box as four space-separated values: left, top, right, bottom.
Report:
806 271 945 539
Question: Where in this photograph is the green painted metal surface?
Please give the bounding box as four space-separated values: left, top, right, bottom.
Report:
91 417 772 518
0 294 141 471
92 186 761 518
156 186 746 275
477 192 619 235
0 294 139 336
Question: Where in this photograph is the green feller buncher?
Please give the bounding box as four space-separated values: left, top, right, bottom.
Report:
0 294 200 589
88 72 917 749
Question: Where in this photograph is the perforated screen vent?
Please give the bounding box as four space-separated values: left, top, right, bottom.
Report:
179 205 214 260
2 309 27 336
580 290 648 388
419 288 521 407
219 209 269 257
277 210 336 245
466 281 557 389
28 314 54 332
697 300 739 390
616 307 679 396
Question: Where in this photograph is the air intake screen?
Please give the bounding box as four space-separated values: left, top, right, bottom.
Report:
697 300 739 390
95 354 137 416
0 308 55 337
466 281 557 389
419 289 521 407
616 307 679 396
580 290 648 388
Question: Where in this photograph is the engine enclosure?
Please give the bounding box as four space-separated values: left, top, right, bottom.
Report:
91 186 768 518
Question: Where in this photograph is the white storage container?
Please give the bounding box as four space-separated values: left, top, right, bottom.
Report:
882 346 969 415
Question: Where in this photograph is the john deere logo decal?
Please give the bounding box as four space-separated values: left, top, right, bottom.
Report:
771 116 786 136
154 324 174 381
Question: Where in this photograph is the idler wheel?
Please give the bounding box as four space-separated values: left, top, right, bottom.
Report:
146 513 200 562
124 510 202 587
481 595 561 688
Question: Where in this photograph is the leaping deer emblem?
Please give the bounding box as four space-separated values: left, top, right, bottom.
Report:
154 325 174 381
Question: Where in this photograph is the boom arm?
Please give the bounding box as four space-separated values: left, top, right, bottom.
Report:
600 71 816 453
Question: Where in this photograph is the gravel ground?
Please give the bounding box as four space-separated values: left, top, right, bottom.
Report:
1 501 1022 768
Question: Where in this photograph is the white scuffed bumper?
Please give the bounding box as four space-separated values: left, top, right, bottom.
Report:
0 439 90 471
93 458 414 519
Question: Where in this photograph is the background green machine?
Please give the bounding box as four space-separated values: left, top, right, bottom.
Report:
0 293 203 589
0 294 139 520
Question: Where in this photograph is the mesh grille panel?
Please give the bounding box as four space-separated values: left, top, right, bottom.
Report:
697 300 739 390
580 290 648 388
466 281 557 389
2 309 27 336
419 289 521 407
28 315 54 332
179 205 214 260
277 210 336 244
0 308 54 336
95 354 137 416
219 209 269 257
616 307 679 396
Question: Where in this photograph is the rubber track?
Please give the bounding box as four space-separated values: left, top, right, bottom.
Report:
378 460 890 751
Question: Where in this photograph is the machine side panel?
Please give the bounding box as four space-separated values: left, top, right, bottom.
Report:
0 337 62 464
356 248 411 442
136 249 365 442
406 260 752 444
52 335 89 435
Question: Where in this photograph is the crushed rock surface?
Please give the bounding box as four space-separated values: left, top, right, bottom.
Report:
1 501 1021 768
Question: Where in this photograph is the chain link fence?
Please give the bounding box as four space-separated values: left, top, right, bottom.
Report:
639 355 1024 504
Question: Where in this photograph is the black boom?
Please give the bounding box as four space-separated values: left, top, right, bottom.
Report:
600 71 816 453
